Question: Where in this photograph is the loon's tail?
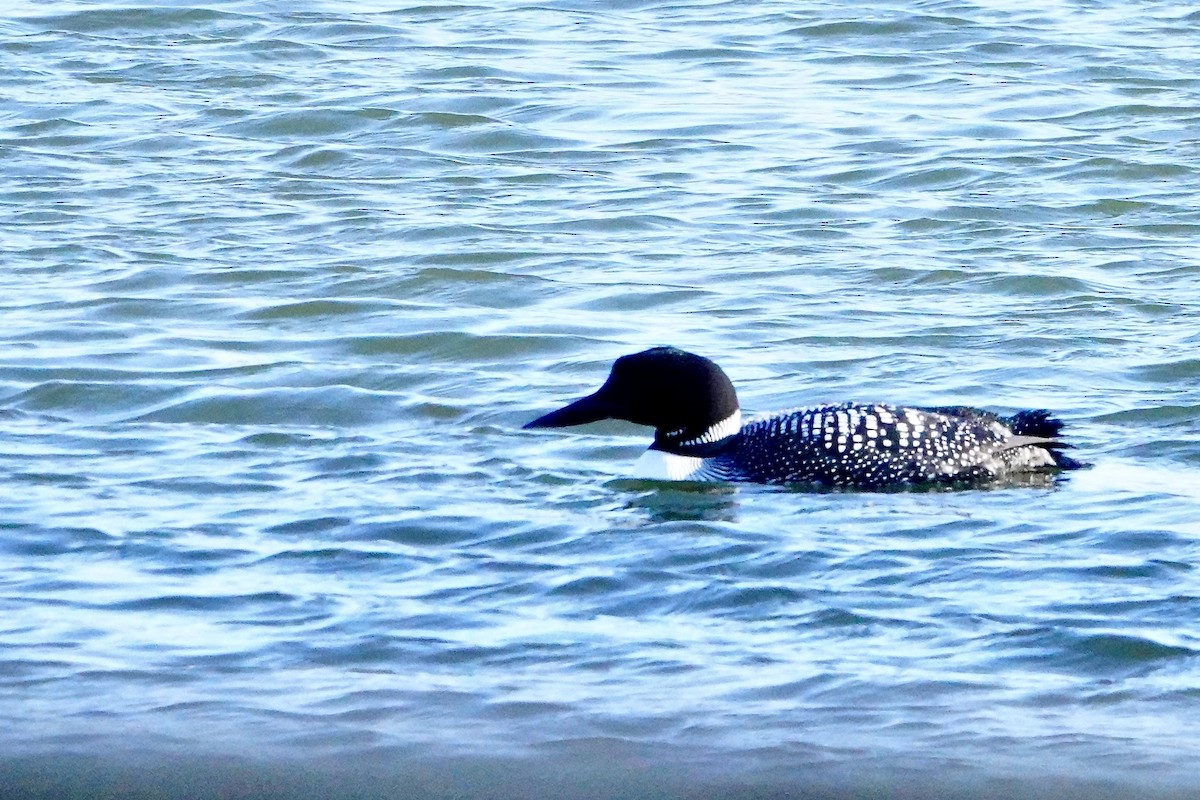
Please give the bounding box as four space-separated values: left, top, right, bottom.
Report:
1005 409 1064 438
1004 409 1086 470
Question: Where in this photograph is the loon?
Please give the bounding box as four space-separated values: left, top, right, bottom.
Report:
523 346 1084 489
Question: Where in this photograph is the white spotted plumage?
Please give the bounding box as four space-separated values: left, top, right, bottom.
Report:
699 403 1064 488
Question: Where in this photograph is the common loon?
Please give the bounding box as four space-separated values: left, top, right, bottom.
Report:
523 346 1084 489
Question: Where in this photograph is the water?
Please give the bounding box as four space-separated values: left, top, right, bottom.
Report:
3 1 1199 797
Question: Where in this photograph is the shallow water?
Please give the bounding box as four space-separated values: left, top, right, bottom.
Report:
2 1 1200 798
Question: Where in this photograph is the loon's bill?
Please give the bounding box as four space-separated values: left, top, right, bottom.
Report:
523 346 1084 489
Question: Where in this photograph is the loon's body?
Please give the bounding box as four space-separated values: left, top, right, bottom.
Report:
524 347 1083 490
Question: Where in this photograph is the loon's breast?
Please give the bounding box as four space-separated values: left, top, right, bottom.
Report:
645 403 1067 488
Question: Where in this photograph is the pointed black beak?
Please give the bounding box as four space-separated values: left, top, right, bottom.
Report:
523 391 615 429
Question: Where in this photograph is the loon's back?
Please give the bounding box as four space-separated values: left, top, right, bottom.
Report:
712 403 1080 488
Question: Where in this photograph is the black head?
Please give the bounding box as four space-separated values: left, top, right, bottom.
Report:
523 347 740 448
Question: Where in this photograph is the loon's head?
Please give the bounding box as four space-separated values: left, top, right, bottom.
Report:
524 347 741 453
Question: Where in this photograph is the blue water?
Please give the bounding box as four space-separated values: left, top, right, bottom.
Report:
3 2 1200 798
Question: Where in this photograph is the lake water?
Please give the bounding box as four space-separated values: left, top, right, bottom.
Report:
2 1 1199 798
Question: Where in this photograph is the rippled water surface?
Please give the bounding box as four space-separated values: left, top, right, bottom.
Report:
3 1 1200 798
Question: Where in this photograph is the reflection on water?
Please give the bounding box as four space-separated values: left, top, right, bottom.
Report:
614 480 743 523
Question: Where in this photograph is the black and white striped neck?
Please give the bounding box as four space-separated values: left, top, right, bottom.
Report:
652 410 743 457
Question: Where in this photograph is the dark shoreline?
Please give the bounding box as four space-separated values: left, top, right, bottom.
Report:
3 747 1194 800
